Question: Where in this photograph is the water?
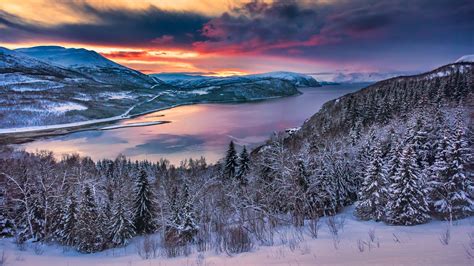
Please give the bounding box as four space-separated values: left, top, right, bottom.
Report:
20 84 366 164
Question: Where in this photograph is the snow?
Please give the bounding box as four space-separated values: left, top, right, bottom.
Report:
100 92 134 100
48 102 88 113
100 121 166 130
15 46 121 69
0 105 136 134
0 206 471 265
455 55 474 63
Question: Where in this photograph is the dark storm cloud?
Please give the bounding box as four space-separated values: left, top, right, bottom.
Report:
194 0 474 64
0 0 472 69
0 2 210 48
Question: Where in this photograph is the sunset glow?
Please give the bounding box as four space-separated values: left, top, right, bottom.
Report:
1 0 472 76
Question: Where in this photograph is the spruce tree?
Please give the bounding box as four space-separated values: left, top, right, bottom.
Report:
431 117 473 220
77 185 103 253
223 141 238 179
386 145 430 225
355 144 388 221
179 184 198 243
236 146 250 185
58 195 78 246
110 198 135 247
133 169 156 235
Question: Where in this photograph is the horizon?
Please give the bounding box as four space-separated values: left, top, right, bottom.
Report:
1 0 472 78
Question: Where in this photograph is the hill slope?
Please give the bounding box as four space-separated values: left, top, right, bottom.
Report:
16 46 157 88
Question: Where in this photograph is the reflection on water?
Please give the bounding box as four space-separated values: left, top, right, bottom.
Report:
20 85 366 164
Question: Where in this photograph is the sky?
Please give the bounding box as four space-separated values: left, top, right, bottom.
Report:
0 0 473 77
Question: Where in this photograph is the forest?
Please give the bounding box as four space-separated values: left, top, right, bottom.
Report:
0 64 472 258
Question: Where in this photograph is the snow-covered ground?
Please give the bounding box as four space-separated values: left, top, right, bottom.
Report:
0 206 471 266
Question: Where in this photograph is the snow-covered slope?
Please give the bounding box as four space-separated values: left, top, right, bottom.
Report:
150 73 209 82
246 71 320 87
0 206 471 266
455 54 474 63
158 71 320 88
15 46 120 68
0 47 160 128
15 46 157 88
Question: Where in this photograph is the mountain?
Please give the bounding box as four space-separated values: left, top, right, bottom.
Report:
150 73 209 82
154 71 320 88
1 47 303 130
15 46 157 88
281 62 473 149
0 47 159 129
456 54 474 63
330 71 415 83
245 72 320 87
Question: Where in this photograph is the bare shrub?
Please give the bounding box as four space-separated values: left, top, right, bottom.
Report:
392 233 401 243
223 226 253 255
163 230 192 258
136 235 159 260
464 232 474 259
368 228 376 243
326 216 341 249
357 239 366 252
439 225 451 246
0 250 7 266
14 235 26 251
32 243 45 255
307 215 321 239
250 217 274 246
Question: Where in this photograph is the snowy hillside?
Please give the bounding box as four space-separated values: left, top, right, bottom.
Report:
0 206 471 266
15 46 120 68
456 54 474 63
16 46 157 88
246 71 321 87
0 47 160 128
154 71 320 88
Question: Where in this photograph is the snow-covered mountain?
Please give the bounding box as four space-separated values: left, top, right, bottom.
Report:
15 46 157 88
156 71 320 88
0 47 159 128
150 73 209 82
245 71 320 87
455 54 474 63
330 71 415 83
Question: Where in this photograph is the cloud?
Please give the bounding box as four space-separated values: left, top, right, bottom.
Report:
0 2 210 48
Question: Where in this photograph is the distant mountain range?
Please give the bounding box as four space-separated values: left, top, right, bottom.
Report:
0 46 319 130
151 71 320 88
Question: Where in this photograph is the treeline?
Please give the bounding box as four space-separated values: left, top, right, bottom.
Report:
0 105 471 255
0 64 472 256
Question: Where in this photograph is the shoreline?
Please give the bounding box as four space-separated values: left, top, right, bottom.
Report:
0 92 302 145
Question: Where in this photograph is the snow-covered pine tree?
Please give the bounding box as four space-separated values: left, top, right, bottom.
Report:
133 169 156 235
58 195 78 246
236 146 250 185
223 141 238 179
431 114 473 220
385 144 430 225
77 185 103 253
109 197 135 247
355 143 388 221
179 184 198 243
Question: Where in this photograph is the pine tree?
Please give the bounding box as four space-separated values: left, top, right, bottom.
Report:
385 145 430 225
223 141 238 179
236 146 250 185
355 144 388 221
133 169 156 235
58 195 78 246
179 184 198 243
431 117 473 220
110 198 135 247
77 185 103 253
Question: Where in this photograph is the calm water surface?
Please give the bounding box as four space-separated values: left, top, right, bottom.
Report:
21 84 366 164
